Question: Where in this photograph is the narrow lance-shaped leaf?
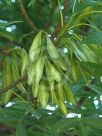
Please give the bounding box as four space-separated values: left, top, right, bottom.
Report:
58 99 67 115
16 123 27 136
64 83 76 105
47 60 62 82
12 55 26 94
28 62 35 85
70 40 87 61
70 61 78 83
46 34 59 59
55 89 67 115
20 48 28 76
38 83 49 108
53 57 67 71
56 83 65 102
32 83 39 97
78 44 96 62
34 56 45 84
49 81 55 103
2 57 12 104
29 31 42 62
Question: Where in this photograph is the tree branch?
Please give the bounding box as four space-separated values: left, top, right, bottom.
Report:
0 74 27 94
63 0 70 23
45 1 57 30
0 34 21 47
17 0 39 32
53 0 70 42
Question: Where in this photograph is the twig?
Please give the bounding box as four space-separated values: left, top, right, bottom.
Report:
58 0 64 27
63 0 70 23
53 0 70 42
17 0 39 32
0 35 21 47
45 1 57 30
19 31 34 43
0 74 27 94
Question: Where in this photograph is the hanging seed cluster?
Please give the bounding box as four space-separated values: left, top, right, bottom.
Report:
2 31 76 115
28 31 76 114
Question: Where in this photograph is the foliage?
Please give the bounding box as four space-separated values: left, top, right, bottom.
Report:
0 0 102 135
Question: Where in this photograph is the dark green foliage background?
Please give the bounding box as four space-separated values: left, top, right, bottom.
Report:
0 0 102 135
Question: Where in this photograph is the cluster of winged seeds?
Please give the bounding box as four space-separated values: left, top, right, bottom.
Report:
2 31 76 115
28 31 76 114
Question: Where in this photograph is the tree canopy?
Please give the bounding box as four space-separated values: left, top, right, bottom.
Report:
0 0 102 135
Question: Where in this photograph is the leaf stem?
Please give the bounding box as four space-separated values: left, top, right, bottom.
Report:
0 74 27 94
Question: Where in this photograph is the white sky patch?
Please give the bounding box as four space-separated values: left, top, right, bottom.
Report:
81 106 86 110
0 20 7 23
68 30 73 35
6 25 16 32
63 48 68 53
65 100 67 104
69 102 72 105
94 100 99 105
55 105 58 108
99 115 102 117
48 34 51 37
54 37 57 41
100 95 102 101
14 46 21 49
60 5 64 10
94 97 97 100
11 25 16 30
100 76 102 82
5 102 15 108
66 113 81 118
48 112 53 115
31 114 40 119
94 100 99 109
91 76 95 79
11 0 16 3
45 105 56 111
6 27 12 32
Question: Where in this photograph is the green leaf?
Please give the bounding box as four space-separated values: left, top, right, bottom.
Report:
53 57 67 71
12 55 26 94
29 31 42 62
27 0 36 7
64 83 76 105
0 29 15 42
82 118 102 130
34 56 45 84
46 34 59 59
51 118 78 133
78 44 97 62
2 56 12 104
82 32 102 45
32 84 39 97
28 62 35 85
38 83 49 108
88 85 102 95
16 123 27 136
20 49 28 76
47 60 62 82
70 40 87 61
